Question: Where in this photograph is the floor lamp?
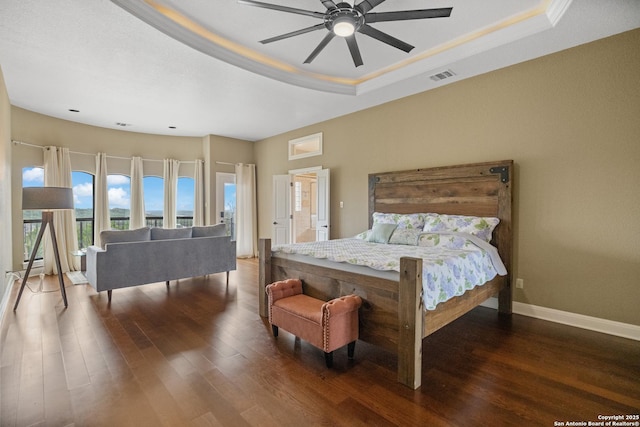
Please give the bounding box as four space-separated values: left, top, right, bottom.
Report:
14 187 74 310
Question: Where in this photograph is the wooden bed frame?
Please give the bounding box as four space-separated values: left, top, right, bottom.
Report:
259 160 513 389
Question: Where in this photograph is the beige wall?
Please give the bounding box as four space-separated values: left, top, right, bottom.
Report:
4 30 638 327
254 29 640 326
10 109 204 271
204 134 254 224
0 66 12 307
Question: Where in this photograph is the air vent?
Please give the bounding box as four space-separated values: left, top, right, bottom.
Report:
429 69 456 82
115 122 131 127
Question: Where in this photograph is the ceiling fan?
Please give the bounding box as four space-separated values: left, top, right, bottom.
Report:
238 0 452 67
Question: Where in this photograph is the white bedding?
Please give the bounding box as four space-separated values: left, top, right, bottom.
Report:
272 233 507 310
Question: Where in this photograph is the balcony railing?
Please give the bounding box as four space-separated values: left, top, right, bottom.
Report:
110 216 194 229
23 219 44 262
23 216 194 261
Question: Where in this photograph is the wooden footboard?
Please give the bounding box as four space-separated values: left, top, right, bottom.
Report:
259 238 509 389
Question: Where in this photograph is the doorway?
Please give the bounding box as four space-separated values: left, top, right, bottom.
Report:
292 173 317 243
272 167 329 245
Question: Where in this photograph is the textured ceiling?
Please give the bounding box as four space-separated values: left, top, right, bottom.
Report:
0 0 639 140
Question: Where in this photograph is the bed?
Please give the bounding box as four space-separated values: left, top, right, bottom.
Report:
258 160 513 389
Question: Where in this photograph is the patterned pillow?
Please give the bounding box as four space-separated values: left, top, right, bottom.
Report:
423 214 499 242
372 212 425 230
388 228 422 245
353 230 369 240
418 233 468 249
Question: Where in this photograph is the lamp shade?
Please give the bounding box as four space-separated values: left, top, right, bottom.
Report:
22 187 74 210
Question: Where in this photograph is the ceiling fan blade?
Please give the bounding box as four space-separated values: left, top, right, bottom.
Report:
319 0 338 11
358 24 413 53
355 0 387 15
345 35 363 67
238 0 325 19
366 8 452 23
260 23 326 44
304 32 336 64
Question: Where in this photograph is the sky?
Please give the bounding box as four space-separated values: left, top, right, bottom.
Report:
22 167 198 214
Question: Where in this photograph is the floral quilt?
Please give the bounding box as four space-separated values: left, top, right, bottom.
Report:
272 234 507 311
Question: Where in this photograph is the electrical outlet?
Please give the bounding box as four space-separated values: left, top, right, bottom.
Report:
515 278 524 289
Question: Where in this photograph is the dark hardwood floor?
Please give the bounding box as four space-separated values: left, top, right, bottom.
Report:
1 259 638 426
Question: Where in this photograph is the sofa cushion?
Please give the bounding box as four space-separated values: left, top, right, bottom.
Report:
100 227 151 249
151 227 192 240
192 224 227 238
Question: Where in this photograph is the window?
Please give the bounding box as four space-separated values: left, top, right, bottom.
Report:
288 132 323 160
107 174 131 230
294 181 302 212
177 177 194 228
72 171 94 249
22 167 45 261
143 176 163 227
22 167 97 259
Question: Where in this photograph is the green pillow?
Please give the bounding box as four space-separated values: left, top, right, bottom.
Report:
365 223 397 244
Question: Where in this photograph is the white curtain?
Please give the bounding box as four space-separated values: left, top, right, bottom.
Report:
235 163 257 258
43 146 79 274
163 159 179 228
193 159 205 226
94 153 110 246
129 156 145 229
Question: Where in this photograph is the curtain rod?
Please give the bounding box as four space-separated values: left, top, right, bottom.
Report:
216 161 255 166
12 140 198 164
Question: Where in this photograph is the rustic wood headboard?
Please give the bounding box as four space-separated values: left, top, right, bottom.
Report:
368 160 514 278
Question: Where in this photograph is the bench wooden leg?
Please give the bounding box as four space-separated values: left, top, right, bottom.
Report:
347 341 356 359
107 290 112 302
272 325 278 337
324 351 333 368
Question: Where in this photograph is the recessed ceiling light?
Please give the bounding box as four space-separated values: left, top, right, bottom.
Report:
68 109 80 113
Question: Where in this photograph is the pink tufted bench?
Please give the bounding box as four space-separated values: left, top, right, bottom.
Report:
266 278 362 368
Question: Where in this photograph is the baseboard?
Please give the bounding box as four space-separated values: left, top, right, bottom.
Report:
0 274 17 329
481 298 640 341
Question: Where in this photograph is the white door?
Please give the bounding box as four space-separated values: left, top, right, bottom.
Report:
216 172 236 238
315 168 330 241
272 174 291 245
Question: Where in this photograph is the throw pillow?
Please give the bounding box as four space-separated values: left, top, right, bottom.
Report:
100 227 151 249
150 227 192 240
365 223 397 244
192 224 227 238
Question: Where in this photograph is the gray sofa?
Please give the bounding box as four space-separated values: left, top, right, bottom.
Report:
86 224 236 301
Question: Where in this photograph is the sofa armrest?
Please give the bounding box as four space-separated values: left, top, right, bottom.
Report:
266 279 302 304
322 295 362 353
322 295 362 318
85 245 104 288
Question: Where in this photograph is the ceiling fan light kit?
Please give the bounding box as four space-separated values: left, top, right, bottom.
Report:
239 0 452 67
332 17 357 37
